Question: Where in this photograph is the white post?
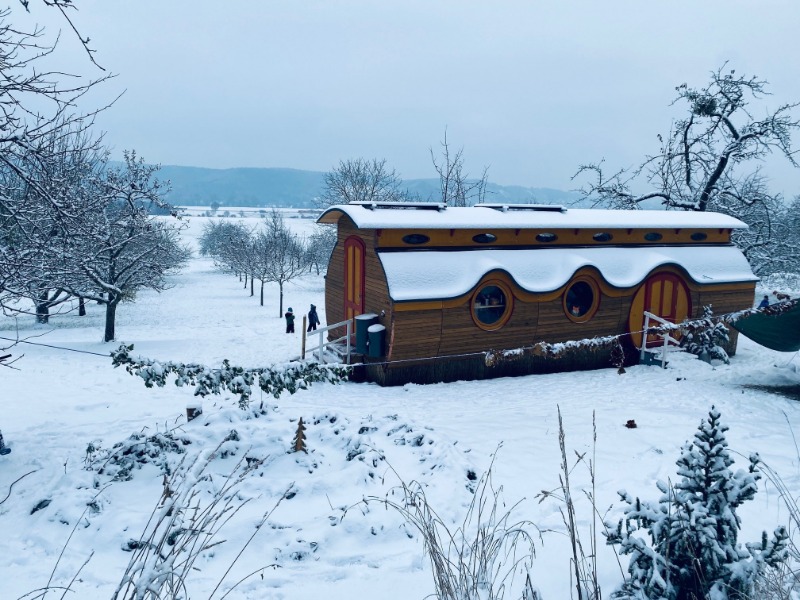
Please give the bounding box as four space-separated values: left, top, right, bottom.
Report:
640 312 651 361
317 330 324 363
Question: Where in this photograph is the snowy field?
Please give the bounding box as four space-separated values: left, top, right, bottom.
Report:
2 212 800 599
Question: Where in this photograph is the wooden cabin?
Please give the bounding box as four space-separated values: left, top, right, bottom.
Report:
317 202 758 385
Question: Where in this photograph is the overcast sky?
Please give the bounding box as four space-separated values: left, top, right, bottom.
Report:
19 1 800 196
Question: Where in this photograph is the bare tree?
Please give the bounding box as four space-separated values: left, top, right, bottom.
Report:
318 157 405 208
430 129 489 206
573 64 800 275
70 152 191 342
259 210 307 316
17 0 105 70
0 125 106 323
304 225 336 276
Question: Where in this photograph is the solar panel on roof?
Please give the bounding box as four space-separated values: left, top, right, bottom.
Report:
475 203 567 212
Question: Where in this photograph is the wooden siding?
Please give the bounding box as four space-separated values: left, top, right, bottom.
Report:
696 285 755 355
324 217 393 340
388 309 443 362
389 291 628 361
366 341 634 386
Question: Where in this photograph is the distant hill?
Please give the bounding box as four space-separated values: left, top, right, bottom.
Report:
153 164 580 208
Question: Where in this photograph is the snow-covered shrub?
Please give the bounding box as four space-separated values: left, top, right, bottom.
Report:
680 305 731 364
90 431 191 482
606 406 788 600
111 343 350 408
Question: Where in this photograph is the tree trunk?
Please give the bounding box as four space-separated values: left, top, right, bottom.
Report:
260 280 264 306
78 297 86 316
104 301 118 342
243 273 247 289
35 302 50 324
250 276 254 297
279 282 284 317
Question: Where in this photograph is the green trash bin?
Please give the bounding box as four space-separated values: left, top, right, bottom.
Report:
355 313 378 354
367 324 386 358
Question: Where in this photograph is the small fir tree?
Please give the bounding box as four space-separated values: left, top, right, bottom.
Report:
680 305 731 364
292 417 307 453
607 406 788 600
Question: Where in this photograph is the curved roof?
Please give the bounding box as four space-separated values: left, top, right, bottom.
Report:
378 246 757 302
318 203 749 230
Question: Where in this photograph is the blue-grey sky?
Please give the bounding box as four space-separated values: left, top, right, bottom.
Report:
20 1 800 196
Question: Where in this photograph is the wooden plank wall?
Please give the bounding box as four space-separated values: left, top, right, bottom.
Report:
381 283 755 382
391 293 627 362
697 286 755 355
324 216 393 340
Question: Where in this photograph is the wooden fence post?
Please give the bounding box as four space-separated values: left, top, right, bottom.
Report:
302 316 307 358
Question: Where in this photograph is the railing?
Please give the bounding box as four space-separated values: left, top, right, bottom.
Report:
640 311 681 368
303 318 353 364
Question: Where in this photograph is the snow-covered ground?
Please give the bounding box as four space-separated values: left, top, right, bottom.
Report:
2 213 800 599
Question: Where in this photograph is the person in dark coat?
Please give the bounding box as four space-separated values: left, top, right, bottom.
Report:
285 307 295 333
307 304 321 332
758 295 770 308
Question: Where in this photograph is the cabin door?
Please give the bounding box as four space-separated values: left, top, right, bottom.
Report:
344 236 366 321
628 272 691 349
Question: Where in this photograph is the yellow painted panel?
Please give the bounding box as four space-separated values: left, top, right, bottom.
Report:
662 280 674 316
376 227 732 249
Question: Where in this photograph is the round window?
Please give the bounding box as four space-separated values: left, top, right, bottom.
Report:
563 278 600 322
690 232 708 241
472 282 513 330
644 232 663 242
536 232 558 243
592 232 613 242
472 233 497 244
402 233 430 245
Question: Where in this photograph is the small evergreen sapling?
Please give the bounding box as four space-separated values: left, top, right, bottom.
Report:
292 417 307 453
606 406 788 600
680 305 731 364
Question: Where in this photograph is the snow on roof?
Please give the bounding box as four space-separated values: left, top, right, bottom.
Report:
378 245 757 302
318 203 748 230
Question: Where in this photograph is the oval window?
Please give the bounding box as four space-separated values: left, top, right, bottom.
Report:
472 282 513 330
472 233 497 244
402 233 430 245
690 232 708 241
536 232 558 243
592 232 613 242
563 278 600 323
644 232 663 242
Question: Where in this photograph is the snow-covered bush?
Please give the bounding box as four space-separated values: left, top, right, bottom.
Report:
111 343 350 408
680 306 731 364
606 406 788 599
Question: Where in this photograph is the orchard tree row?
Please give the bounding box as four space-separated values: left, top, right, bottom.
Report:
198 211 335 317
